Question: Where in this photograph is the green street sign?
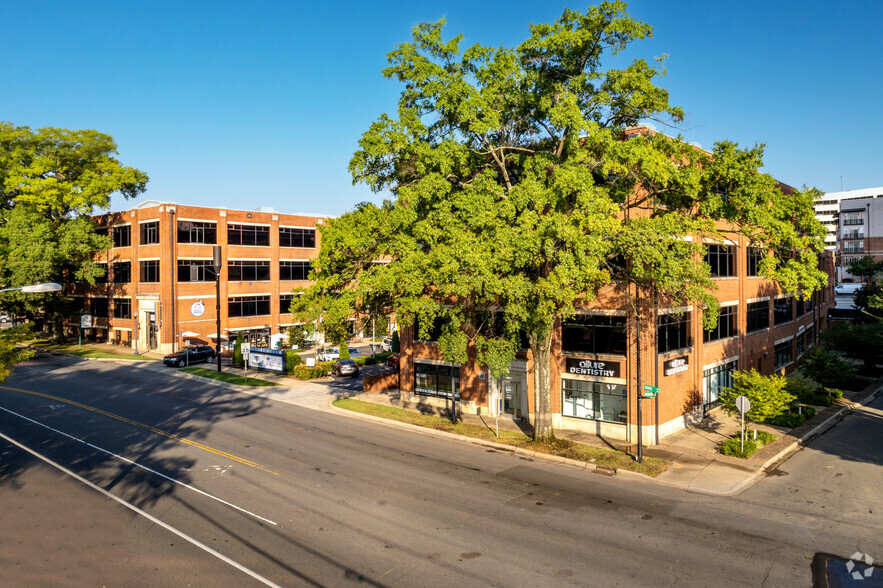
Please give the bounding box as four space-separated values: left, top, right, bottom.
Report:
643 384 659 397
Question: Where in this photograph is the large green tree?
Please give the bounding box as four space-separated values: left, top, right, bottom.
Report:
305 3 827 440
846 255 883 284
0 122 148 339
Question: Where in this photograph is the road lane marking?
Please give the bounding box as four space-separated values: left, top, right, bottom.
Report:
0 405 277 526
0 430 283 588
0 384 280 476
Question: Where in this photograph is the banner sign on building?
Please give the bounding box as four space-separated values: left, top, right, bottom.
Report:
248 347 285 373
663 356 689 376
565 358 621 378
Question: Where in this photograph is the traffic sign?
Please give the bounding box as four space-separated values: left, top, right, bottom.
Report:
735 395 751 414
642 384 659 398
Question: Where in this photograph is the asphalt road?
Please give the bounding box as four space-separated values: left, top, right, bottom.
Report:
0 354 880 586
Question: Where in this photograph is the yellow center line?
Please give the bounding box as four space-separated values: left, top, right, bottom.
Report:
0 384 281 476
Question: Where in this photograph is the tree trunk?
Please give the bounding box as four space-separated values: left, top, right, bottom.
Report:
530 326 554 442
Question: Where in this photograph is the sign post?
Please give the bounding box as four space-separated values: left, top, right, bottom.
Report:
79 314 92 347
242 342 250 383
735 395 751 452
642 384 659 398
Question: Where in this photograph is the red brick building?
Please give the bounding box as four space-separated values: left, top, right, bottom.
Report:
396 225 835 443
75 201 326 354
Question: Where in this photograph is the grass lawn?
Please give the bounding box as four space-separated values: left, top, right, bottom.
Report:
332 398 668 477
180 367 279 387
28 340 159 361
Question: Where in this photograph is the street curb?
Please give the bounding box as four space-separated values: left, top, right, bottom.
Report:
325 401 678 480
712 385 882 497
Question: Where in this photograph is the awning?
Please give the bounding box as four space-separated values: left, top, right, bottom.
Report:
181 331 200 337
206 333 228 340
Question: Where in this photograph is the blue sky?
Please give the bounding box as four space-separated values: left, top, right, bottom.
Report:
2 1 881 216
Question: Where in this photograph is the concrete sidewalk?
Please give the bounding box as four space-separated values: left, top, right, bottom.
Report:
47 343 883 496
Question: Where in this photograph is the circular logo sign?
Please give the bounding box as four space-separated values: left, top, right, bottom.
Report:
190 301 205 317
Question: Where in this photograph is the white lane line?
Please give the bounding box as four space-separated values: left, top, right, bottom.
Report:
0 405 277 526
0 431 283 588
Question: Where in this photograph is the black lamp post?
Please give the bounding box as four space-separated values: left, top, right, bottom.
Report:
213 245 222 374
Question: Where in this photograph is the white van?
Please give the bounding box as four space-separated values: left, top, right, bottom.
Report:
834 283 863 295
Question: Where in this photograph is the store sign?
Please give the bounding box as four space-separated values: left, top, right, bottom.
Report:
190 301 205 317
664 356 689 376
80 314 93 329
248 347 285 372
566 358 621 378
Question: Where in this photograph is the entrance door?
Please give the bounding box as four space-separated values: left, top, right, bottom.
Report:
148 322 158 350
502 381 523 419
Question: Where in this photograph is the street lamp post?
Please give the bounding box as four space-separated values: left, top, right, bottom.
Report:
213 246 222 374
0 283 63 329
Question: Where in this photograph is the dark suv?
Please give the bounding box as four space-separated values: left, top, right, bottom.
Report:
163 346 216 367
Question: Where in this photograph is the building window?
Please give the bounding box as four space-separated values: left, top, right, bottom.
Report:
280 227 316 248
704 306 737 342
113 298 131 319
89 297 109 317
795 298 806 318
562 379 627 423
703 360 737 407
177 260 215 282
561 315 627 355
112 225 131 248
796 332 806 357
140 260 160 283
657 312 690 353
774 339 793 369
228 295 271 317
280 293 293 314
705 244 735 277
414 316 445 342
747 300 769 332
112 261 131 284
414 362 460 399
773 298 793 325
228 260 270 281
95 263 108 284
177 221 217 244
805 325 815 346
747 247 763 277
280 261 310 281
228 224 270 246
140 221 159 245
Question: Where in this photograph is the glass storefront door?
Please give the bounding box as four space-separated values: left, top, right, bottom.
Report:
502 380 523 419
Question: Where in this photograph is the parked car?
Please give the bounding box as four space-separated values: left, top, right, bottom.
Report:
834 283 863 295
386 353 400 370
380 337 392 352
332 359 359 377
163 345 216 367
316 347 340 362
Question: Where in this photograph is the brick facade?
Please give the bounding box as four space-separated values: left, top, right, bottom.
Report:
78 201 326 354
398 239 835 444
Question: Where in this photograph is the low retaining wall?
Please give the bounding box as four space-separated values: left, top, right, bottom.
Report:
363 371 399 393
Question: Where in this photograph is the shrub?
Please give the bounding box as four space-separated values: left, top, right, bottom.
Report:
764 405 816 428
720 369 795 425
784 377 816 400
391 330 400 353
339 344 350 360
719 437 758 458
292 364 327 380
233 333 244 366
285 351 304 373
751 430 776 446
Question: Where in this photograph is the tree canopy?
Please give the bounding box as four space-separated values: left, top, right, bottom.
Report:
0 122 148 336
300 2 828 440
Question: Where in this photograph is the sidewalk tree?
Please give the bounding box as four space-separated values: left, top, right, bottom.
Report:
845 255 883 284
720 369 794 425
798 344 856 388
308 3 827 441
854 284 883 322
0 123 148 339
820 322 883 372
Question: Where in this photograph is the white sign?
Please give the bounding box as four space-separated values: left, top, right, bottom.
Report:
80 314 93 329
241 343 250 360
735 395 751 414
249 348 285 372
190 301 205 317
